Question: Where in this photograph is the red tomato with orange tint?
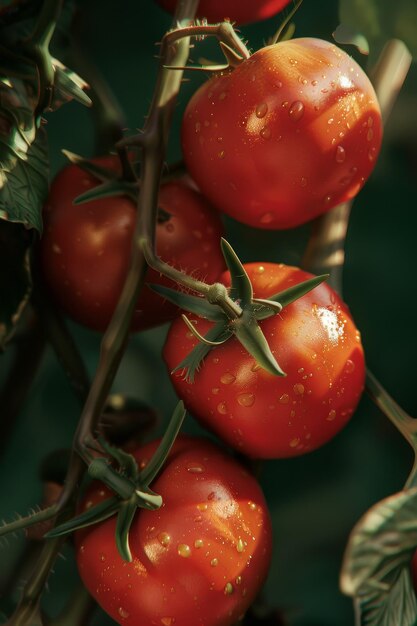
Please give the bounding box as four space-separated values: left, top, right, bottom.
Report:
182 38 382 229
164 263 365 458
155 0 292 25
75 436 272 626
40 157 225 332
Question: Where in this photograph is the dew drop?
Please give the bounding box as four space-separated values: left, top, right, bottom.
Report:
256 265 265 274
255 102 268 118
367 128 374 142
335 145 346 163
237 393 255 407
327 117 334 125
275 81 283 88
260 126 271 140
279 394 289 404
158 532 171 547
236 538 245 553
219 91 227 100
194 539 204 548
368 146 377 161
212 387 220 395
324 194 332 205
300 177 308 187
312 79 318 86
100 554 106 562
217 401 228 415
260 212 274 225
195 122 201 133
288 100 304 122
218 150 225 159
221 372 236 385
197 503 208 511
177 544 191 558
367 116 373 127
290 438 300 448
327 409 337 421
248 501 257 511
236 576 242 585
211 558 219 567
118 607 130 619
293 383 305 395
224 582 234 595
187 464 205 474
161 618 173 626
345 359 355 374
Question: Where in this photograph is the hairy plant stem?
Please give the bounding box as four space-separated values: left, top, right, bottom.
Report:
27 0 63 114
301 39 415 464
6 2 199 623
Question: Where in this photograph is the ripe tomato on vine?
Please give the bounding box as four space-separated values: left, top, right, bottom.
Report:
182 38 382 229
154 0 293 25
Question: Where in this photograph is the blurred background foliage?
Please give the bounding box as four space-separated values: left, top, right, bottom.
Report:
0 0 417 624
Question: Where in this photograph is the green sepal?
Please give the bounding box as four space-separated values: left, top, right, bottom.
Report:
88 458 136 500
251 298 283 321
235 314 285 377
62 150 115 182
74 179 137 205
268 274 328 308
172 323 233 382
50 59 92 110
45 496 120 538
140 401 186 485
115 500 137 562
97 437 139 482
148 284 225 322
220 238 253 306
332 24 370 55
135 487 163 510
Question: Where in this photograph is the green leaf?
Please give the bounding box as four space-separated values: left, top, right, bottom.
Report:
339 0 417 61
74 179 137 205
333 23 370 55
140 401 186 486
355 568 417 626
49 58 91 111
0 127 48 231
341 488 417 595
45 497 120 538
115 501 137 562
235 315 285 377
98 437 139 482
172 322 232 382
269 274 328 308
220 238 253 306
149 284 225 322
0 220 32 348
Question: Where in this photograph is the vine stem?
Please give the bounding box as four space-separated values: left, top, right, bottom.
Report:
5 2 199 624
301 39 414 452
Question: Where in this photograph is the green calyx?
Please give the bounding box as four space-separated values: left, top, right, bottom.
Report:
45 401 186 562
150 239 328 382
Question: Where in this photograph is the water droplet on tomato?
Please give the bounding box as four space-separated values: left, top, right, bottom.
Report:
236 538 245 553
161 618 173 626
290 438 300 448
367 116 373 127
118 607 130 619
195 122 201 133
177 544 191 557
367 128 374 142
339 176 351 186
236 576 242 585
248 501 257 511
324 194 332 205
345 359 355 373
260 126 271 140
224 582 234 595
194 539 204 548
260 212 274 225
327 409 337 421
279 394 289 404
212 387 220 394
288 101 304 122
255 102 268 118
237 393 255 407
217 401 228 414
197 503 208 511
221 373 236 384
211 558 219 567
335 145 346 163
100 554 106 562
158 532 171 547
219 91 227 100
300 177 308 187
256 265 265 274
218 150 225 159
312 80 318 86
275 81 283 88
368 146 377 161
293 383 305 395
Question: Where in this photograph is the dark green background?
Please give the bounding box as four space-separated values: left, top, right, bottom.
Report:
1 1 417 624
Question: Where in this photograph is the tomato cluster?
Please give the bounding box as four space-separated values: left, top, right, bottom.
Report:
37 9 383 626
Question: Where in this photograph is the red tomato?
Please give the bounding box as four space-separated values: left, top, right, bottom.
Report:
39 156 225 332
182 38 382 229
75 436 272 626
164 263 365 458
154 0 292 25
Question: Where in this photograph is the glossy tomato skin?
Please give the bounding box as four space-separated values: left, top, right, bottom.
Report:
182 38 382 229
40 156 225 332
164 263 365 458
155 0 292 25
75 436 272 626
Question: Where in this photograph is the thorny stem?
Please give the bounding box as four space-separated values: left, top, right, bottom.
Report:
302 40 415 458
27 0 63 114
48 581 96 626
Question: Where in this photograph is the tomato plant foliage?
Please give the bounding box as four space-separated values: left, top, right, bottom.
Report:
39 156 225 332
182 38 382 229
164 263 365 458
76 436 272 626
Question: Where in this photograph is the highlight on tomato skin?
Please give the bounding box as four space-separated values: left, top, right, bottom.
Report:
181 38 383 230
154 0 292 25
39 156 225 333
164 263 366 459
75 436 272 626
